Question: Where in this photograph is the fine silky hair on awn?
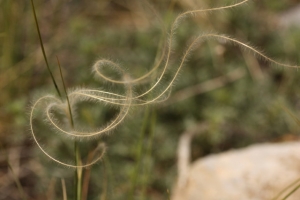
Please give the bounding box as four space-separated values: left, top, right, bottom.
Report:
30 0 299 170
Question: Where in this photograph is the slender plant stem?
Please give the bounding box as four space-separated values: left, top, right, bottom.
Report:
30 0 61 97
56 57 74 126
272 177 300 200
61 179 68 200
99 160 108 200
56 57 82 200
129 106 150 199
140 108 156 200
102 157 113 200
282 182 300 200
75 142 82 200
82 151 94 200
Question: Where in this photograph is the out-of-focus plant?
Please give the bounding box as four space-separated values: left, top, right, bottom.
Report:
28 0 300 199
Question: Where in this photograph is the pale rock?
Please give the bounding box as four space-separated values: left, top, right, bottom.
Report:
172 134 300 200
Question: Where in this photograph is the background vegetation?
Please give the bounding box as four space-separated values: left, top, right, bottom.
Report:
1 0 300 199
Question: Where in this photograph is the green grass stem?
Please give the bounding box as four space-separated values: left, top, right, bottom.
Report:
56 56 82 200
140 108 156 200
75 142 83 200
56 56 74 127
129 106 150 199
281 182 300 200
30 0 61 97
272 177 300 200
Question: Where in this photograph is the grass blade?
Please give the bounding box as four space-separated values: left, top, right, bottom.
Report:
30 0 61 97
56 56 81 200
56 56 74 126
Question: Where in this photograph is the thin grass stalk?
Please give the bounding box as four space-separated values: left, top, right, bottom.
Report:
281 182 300 200
82 153 92 200
56 57 82 200
140 108 156 200
80 112 97 200
129 106 150 199
272 177 300 200
30 0 61 97
99 161 108 200
56 56 74 126
75 142 82 200
81 146 107 200
61 179 68 200
101 157 113 200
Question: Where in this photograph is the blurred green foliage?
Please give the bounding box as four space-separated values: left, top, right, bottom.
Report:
1 0 300 199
